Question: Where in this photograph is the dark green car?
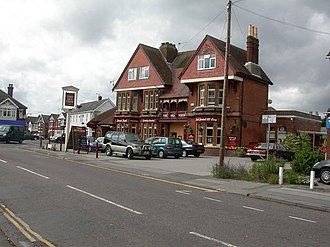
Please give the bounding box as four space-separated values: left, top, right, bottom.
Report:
145 137 183 159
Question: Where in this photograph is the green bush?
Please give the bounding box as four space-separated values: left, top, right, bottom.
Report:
212 164 249 180
249 158 279 183
284 171 309 185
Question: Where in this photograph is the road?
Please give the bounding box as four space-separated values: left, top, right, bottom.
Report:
0 142 329 247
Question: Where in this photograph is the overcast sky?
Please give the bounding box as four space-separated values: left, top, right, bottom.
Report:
0 0 329 116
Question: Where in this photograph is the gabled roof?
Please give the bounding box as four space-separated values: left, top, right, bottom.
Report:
74 98 115 113
179 35 272 85
88 107 116 125
113 44 172 91
26 116 38 123
38 114 51 123
160 50 194 99
0 89 27 109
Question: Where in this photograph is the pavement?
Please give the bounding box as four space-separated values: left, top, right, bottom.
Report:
1 144 330 246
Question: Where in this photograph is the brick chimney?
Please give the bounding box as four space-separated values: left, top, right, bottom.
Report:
246 25 259 64
7 84 14 97
159 42 178 63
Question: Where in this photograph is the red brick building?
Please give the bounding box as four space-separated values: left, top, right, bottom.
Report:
113 25 273 153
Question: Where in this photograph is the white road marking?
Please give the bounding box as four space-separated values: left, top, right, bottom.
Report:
0 159 7 163
289 216 316 223
189 232 237 247
66 185 143 215
16 166 49 179
175 190 191 195
203 197 222 203
243 205 264 212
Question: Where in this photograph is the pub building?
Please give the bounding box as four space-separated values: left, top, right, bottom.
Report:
113 25 273 154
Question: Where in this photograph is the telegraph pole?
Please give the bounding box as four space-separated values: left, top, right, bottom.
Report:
218 0 232 171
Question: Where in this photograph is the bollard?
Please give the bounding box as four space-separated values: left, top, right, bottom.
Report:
96 141 98 159
279 167 284 185
77 139 80 154
60 138 62 152
310 170 315 190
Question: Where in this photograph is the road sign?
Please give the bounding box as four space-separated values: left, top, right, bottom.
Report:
262 115 277 124
327 117 330 129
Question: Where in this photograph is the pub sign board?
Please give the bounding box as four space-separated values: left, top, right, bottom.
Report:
62 86 79 110
327 117 330 129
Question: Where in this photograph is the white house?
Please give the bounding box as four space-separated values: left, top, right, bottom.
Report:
70 97 115 136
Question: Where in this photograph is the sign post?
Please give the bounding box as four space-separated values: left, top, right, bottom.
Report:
61 86 79 152
262 115 277 160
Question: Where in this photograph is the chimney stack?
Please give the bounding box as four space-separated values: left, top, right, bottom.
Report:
7 84 14 97
246 25 259 64
98 95 102 101
159 42 178 63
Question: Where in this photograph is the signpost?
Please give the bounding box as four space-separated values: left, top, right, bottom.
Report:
262 115 276 160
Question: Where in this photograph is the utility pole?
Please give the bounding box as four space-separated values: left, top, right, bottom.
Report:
218 0 232 171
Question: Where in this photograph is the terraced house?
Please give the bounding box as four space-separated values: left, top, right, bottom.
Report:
113 25 273 153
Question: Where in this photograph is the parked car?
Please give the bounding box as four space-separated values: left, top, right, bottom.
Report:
0 125 24 143
246 143 294 161
312 160 330 184
96 137 106 152
181 140 205 157
87 136 97 152
24 130 39 140
145 137 183 159
104 131 152 160
54 133 65 143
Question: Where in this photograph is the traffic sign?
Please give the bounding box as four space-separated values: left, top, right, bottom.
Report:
262 115 277 124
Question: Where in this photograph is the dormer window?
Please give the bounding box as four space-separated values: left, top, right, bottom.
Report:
198 54 216 70
128 68 137 81
139 66 149 79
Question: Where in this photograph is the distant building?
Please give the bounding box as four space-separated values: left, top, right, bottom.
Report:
69 97 115 137
0 84 27 126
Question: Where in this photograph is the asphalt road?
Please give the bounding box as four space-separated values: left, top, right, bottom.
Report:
0 142 329 247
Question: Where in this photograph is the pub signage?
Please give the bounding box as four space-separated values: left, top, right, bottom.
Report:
195 117 220 122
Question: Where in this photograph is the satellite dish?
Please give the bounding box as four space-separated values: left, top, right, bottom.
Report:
267 99 272 104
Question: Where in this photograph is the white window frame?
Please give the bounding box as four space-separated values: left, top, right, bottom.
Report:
128 68 137 81
199 85 205 106
208 85 215 105
198 54 216 70
132 94 138 111
139 66 149 79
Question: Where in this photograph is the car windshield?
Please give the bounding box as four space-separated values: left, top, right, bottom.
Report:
255 143 275 149
0 125 10 133
125 133 140 142
185 140 197 145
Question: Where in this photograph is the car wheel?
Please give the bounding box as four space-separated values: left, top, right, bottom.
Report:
194 154 200 157
158 150 166 158
105 146 112 156
174 154 180 159
182 150 187 157
127 148 134 160
34 136 38 140
19 138 23 144
145 155 151 160
320 168 330 184
251 157 257 162
6 138 10 143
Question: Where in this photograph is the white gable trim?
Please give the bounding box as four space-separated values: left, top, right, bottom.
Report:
0 98 19 108
180 75 243 84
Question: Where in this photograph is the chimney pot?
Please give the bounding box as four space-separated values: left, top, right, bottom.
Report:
247 25 259 64
7 84 14 97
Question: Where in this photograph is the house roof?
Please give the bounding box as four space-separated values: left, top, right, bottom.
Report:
179 35 272 85
160 50 195 99
26 116 38 123
113 44 173 91
0 89 28 109
74 99 115 113
87 107 116 127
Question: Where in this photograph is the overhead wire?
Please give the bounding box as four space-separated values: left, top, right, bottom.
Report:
232 7 246 44
233 3 330 36
179 7 227 50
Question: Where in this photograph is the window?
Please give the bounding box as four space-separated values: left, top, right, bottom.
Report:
126 93 130 110
155 92 159 109
144 92 149 110
198 54 216 70
122 93 126 110
218 84 224 105
117 93 122 110
150 92 154 109
216 124 222 144
199 85 205 106
206 123 214 145
198 123 203 144
208 85 215 105
0 108 16 118
140 66 149 79
128 68 137 81
132 94 138 111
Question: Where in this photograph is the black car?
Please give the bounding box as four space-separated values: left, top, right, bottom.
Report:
312 160 330 184
104 131 152 160
181 140 205 157
24 130 39 140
